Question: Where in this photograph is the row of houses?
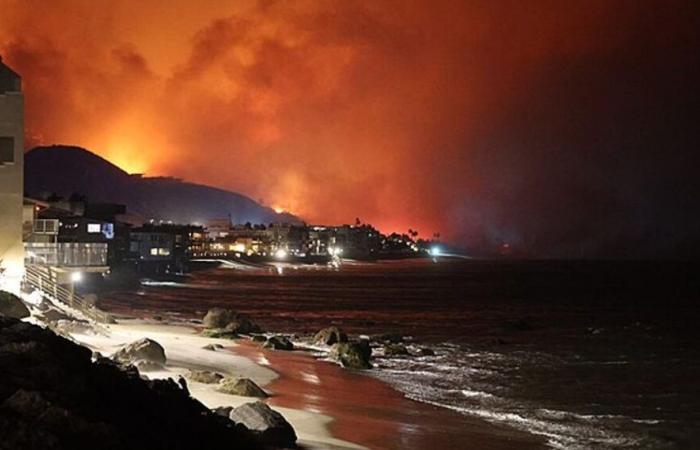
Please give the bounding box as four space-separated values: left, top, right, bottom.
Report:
23 196 425 278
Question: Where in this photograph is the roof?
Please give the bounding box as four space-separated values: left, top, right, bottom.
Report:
0 55 22 93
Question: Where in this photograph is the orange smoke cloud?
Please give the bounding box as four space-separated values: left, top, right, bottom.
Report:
2 0 696 253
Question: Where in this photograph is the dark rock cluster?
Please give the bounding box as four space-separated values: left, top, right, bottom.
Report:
0 315 263 450
202 308 263 338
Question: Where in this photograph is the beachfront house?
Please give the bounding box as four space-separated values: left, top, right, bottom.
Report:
0 56 24 294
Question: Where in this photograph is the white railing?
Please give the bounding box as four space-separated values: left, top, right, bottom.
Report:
25 242 108 267
24 265 112 323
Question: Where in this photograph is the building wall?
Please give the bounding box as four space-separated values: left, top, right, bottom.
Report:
0 78 23 293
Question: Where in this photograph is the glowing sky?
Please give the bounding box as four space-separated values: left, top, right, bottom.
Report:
2 0 699 256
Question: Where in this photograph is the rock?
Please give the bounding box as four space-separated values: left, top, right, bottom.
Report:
413 347 435 356
201 328 238 339
250 334 266 342
40 308 73 323
218 377 268 398
202 343 224 351
0 315 263 449
0 290 30 319
313 326 348 346
203 308 262 334
383 343 409 356
103 313 117 324
133 359 165 372
263 335 293 351
228 401 297 447
113 338 166 365
213 406 233 417
2 389 51 417
187 370 224 384
330 342 372 369
355 339 372 361
53 319 93 335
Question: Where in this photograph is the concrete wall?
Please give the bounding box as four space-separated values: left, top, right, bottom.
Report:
0 87 24 293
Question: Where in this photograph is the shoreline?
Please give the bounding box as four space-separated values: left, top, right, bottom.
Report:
232 339 545 450
67 317 545 450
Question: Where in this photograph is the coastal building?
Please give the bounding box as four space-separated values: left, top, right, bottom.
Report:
23 197 110 278
130 223 204 274
0 56 24 293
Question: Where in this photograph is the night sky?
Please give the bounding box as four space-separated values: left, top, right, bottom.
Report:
1 0 699 257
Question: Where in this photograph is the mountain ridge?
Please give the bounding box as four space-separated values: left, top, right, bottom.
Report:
24 145 300 225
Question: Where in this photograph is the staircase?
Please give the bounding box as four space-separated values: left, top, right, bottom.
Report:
24 265 111 323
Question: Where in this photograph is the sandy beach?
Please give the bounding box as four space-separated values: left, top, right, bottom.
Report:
64 317 545 450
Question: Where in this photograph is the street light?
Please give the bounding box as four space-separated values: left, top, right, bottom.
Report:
71 271 83 283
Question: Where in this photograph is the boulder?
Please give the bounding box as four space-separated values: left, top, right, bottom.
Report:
0 290 30 319
413 347 435 356
40 308 73 323
187 370 224 384
53 319 93 335
213 406 233 417
329 342 372 369
113 338 166 366
250 334 266 342
202 343 224 351
201 328 238 339
263 335 293 351
0 315 263 449
133 359 165 373
203 308 262 334
229 401 296 447
218 377 268 398
383 344 409 356
313 326 348 346
2 389 51 417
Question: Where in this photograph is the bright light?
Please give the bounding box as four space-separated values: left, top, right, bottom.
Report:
230 243 246 253
429 246 442 257
273 206 285 214
274 248 288 260
328 246 343 256
71 272 83 283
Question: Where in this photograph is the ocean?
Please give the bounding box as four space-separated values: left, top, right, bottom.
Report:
102 259 700 449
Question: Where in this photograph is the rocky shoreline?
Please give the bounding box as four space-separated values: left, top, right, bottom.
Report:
0 313 265 450
2 290 366 450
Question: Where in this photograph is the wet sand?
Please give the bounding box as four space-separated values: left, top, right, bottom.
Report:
232 341 546 450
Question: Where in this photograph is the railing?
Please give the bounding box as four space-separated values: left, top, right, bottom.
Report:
24 265 111 324
24 242 108 267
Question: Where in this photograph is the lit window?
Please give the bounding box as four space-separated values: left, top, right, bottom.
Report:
87 223 101 233
158 248 171 256
150 248 159 256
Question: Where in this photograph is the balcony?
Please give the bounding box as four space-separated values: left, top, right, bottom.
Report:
25 242 108 268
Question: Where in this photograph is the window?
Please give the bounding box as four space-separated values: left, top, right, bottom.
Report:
150 247 170 256
87 223 101 233
0 136 14 163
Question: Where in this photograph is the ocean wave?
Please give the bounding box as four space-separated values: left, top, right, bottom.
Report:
368 345 666 450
